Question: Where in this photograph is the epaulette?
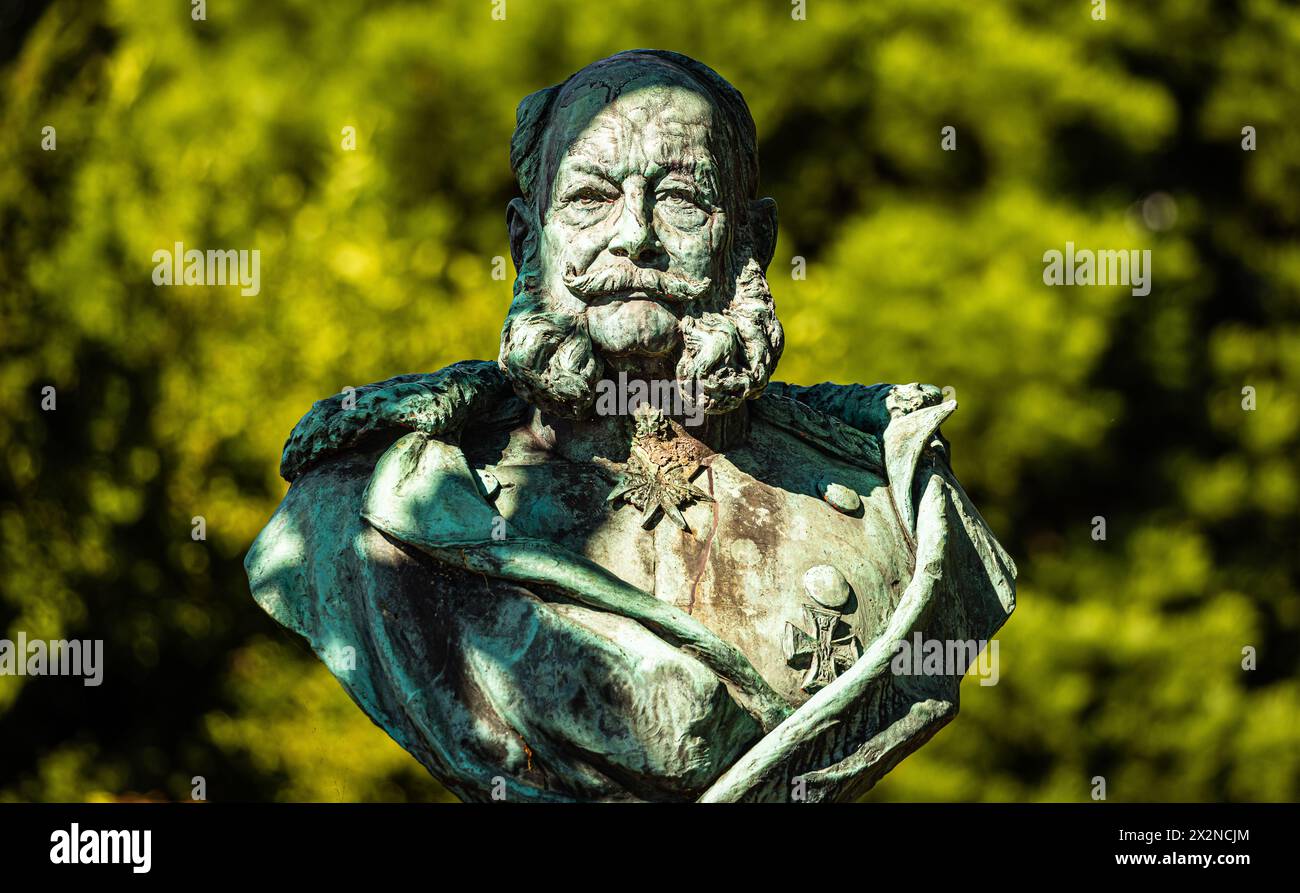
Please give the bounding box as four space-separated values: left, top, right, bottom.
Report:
755 380 944 474
279 360 512 482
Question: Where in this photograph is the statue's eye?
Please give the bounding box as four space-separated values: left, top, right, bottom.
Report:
570 187 615 207
655 188 708 227
657 189 700 209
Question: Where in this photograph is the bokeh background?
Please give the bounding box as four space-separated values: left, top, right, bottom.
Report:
2 0 1298 802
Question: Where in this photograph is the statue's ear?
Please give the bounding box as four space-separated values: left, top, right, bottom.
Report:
749 197 778 273
506 197 537 273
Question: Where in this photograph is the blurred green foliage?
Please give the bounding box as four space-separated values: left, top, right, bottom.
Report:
1 0 1297 802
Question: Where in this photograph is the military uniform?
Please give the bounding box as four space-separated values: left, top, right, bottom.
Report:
246 361 1015 802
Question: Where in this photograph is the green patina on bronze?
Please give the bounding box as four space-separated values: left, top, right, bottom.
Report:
246 51 1015 802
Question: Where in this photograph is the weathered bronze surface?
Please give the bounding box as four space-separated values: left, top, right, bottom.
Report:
246 50 1016 802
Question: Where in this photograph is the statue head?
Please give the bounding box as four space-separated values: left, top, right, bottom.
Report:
499 50 784 420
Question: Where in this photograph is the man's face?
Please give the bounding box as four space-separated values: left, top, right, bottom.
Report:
537 78 731 360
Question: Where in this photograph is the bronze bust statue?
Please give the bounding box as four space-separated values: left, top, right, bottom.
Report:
246 49 1016 802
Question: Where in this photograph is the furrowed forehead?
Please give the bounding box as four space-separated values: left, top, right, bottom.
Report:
542 76 729 208
513 52 759 217
557 87 716 175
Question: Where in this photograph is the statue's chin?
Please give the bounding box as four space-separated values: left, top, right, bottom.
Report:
586 299 683 358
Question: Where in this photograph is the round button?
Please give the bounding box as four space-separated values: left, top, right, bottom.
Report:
821 480 861 514
803 564 851 610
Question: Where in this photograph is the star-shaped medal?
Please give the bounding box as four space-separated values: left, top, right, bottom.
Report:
605 407 714 531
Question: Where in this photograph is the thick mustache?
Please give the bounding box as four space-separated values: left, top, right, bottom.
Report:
563 263 712 303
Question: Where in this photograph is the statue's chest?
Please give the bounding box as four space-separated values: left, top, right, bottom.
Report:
486 451 914 707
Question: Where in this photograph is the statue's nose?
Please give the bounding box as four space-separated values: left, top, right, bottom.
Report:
608 181 662 263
